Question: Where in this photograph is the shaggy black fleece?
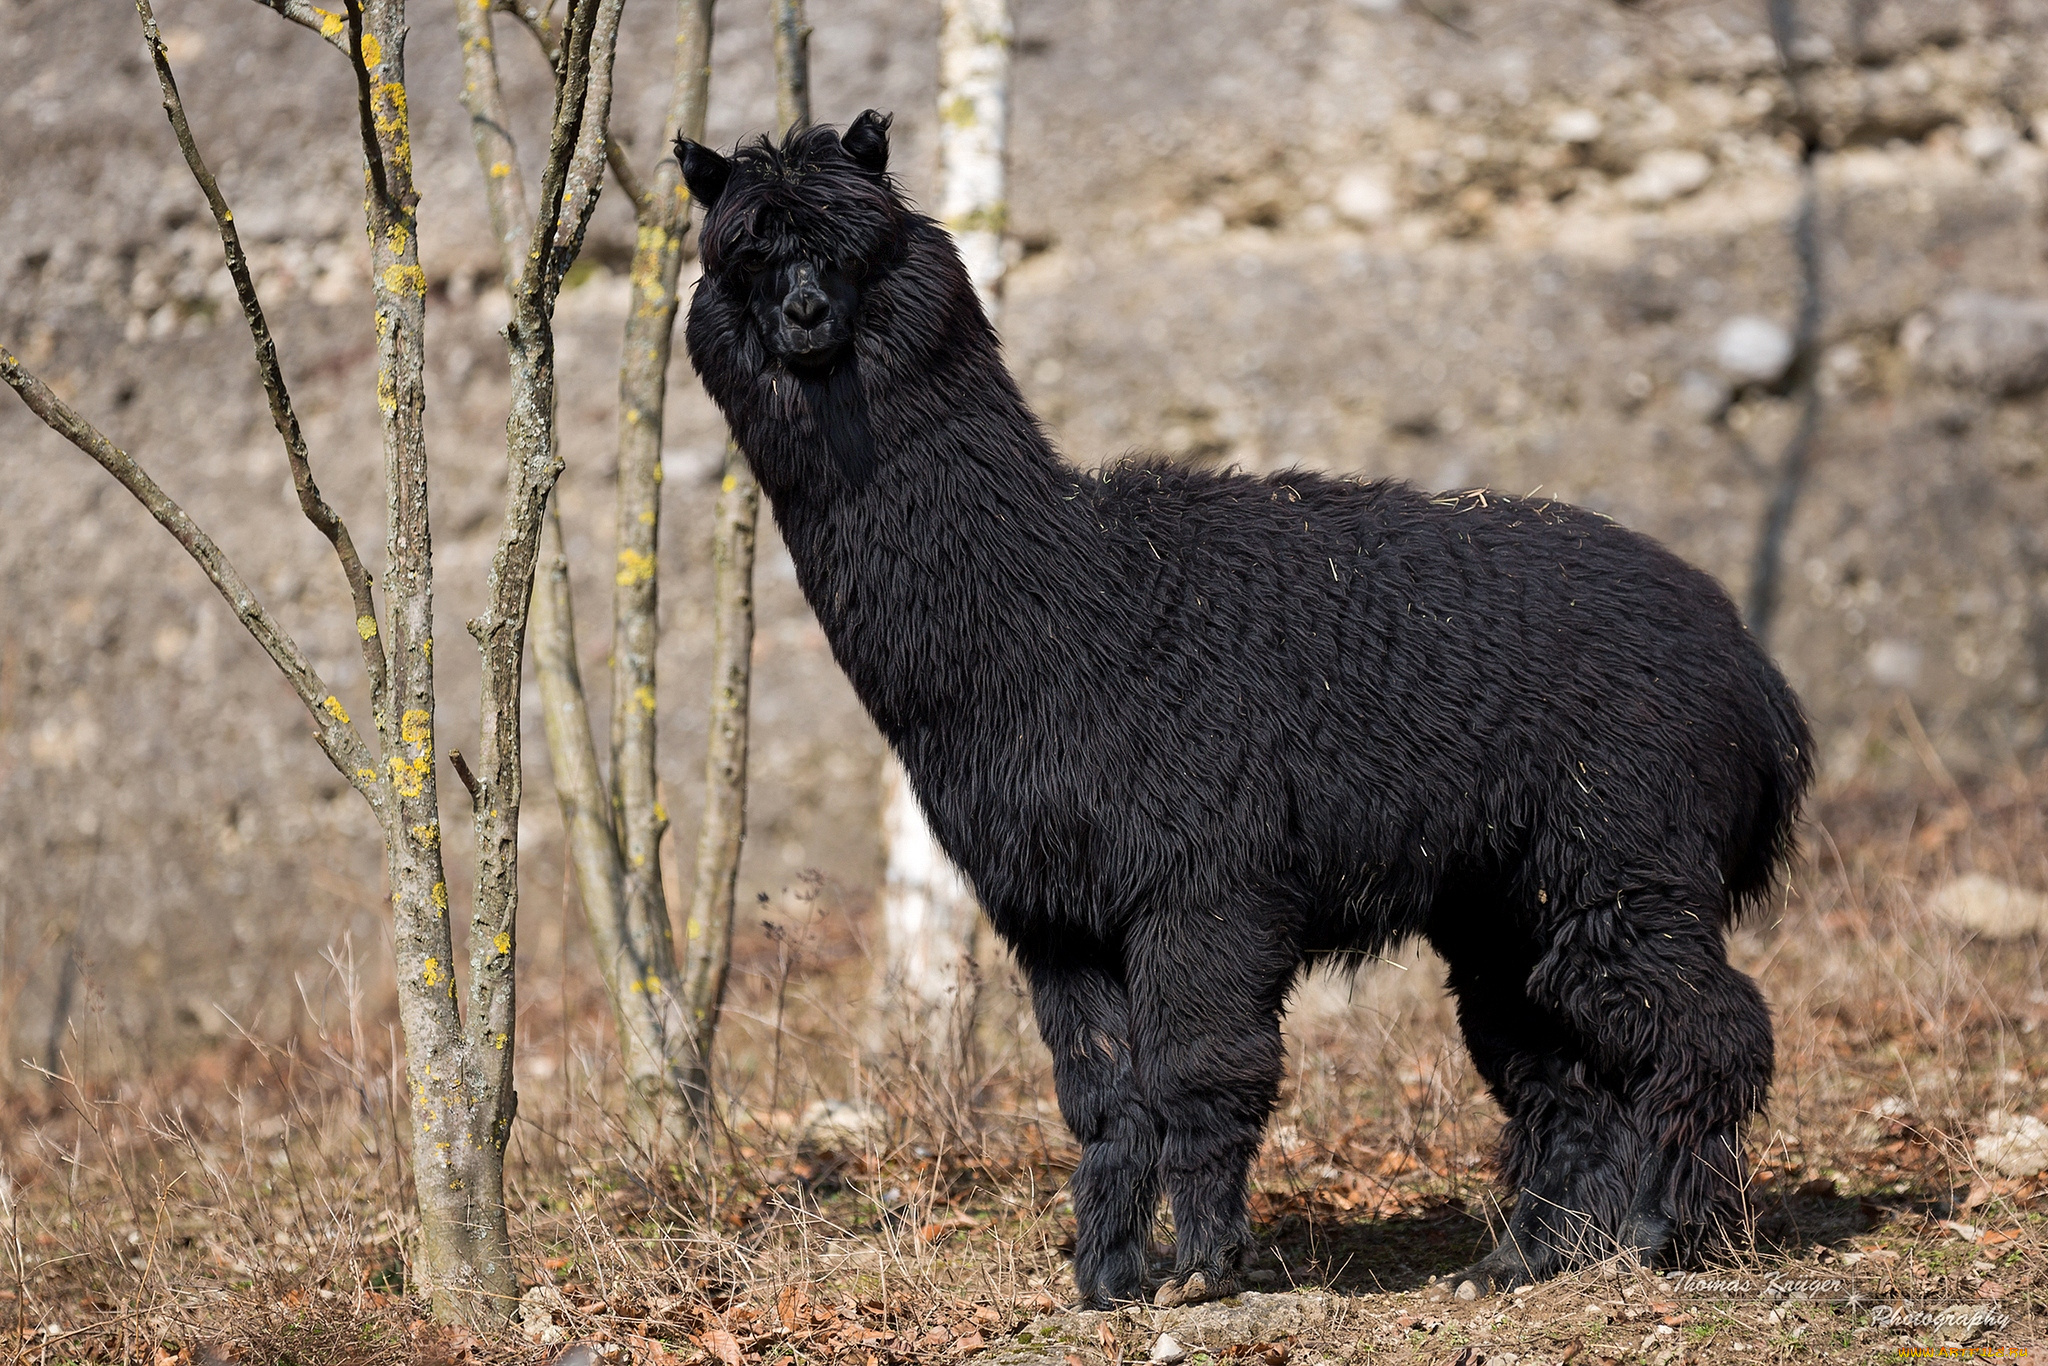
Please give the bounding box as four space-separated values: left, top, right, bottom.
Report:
677 113 1814 1309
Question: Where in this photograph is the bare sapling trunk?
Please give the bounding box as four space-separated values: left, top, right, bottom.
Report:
4 0 622 1325
464 0 726 1156
664 0 812 1123
1741 0 1825 650
876 0 1012 1110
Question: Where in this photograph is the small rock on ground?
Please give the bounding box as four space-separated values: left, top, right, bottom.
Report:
1974 1112 2048 1178
1915 291 2048 396
983 1293 1342 1366
1926 873 2048 940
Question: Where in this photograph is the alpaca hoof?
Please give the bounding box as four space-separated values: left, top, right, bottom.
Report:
1153 1269 1240 1308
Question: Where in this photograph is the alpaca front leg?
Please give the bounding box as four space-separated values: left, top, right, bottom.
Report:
1128 923 1289 1308
1024 954 1160 1308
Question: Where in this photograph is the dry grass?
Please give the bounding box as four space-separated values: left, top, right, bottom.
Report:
3 773 2044 1364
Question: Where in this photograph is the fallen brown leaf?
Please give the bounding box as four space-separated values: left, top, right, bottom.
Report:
694 1328 743 1366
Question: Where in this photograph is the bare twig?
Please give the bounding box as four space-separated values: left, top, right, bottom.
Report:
1744 0 1825 648
249 0 354 50
456 0 539 291
136 0 389 723
551 0 627 286
1411 0 1478 40
447 749 483 803
1893 693 1967 805
515 0 603 316
499 0 650 214
342 0 393 214
0 348 382 805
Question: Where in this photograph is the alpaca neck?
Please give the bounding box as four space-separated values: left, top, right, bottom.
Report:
761 342 1084 753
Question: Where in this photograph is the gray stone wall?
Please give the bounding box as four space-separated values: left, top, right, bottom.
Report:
2 0 2042 1066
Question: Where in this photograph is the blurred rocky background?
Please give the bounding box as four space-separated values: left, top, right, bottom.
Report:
4 0 2046 1074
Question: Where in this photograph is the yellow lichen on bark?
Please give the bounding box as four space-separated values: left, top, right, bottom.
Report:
390 753 428 797
615 548 655 585
372 82 411 177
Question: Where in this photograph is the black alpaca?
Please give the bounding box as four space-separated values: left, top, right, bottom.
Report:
676 113 1812 1308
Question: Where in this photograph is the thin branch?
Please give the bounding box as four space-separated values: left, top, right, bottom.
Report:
343 0 392 213
248 0 353 50
1745 0 1825 648
0 348 382 806
552 0 627 285
1411 0 1478 40
772 0 811 133
447 750 483 803
137 0 389 722
518 0 603 320
681 444 757 1120
605 0 716 1074
499 0 649 214
457 0 540 289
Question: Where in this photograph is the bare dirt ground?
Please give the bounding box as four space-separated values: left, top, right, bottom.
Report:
2 779 2043 1363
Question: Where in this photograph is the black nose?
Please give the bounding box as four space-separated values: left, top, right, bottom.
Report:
783 289 828 328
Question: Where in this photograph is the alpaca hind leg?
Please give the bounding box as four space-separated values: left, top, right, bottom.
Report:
1024 953 1160 1308
1126 920 1290 1308
1436 926 1635 1296
1500 890 1771 1280
1620 953 1772 1265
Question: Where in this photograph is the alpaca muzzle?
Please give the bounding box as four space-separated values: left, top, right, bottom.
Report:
782 265 830 329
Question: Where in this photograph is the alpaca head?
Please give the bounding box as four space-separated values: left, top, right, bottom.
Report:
676 110 906 377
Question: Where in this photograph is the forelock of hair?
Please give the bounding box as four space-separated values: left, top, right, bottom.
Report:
700 125 905 277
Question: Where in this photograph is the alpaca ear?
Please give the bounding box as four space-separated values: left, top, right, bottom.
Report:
675 137 732 211
840 109 893 175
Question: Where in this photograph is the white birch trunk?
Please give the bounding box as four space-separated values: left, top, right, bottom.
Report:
876 0 1012 1068
935 0 1013 314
